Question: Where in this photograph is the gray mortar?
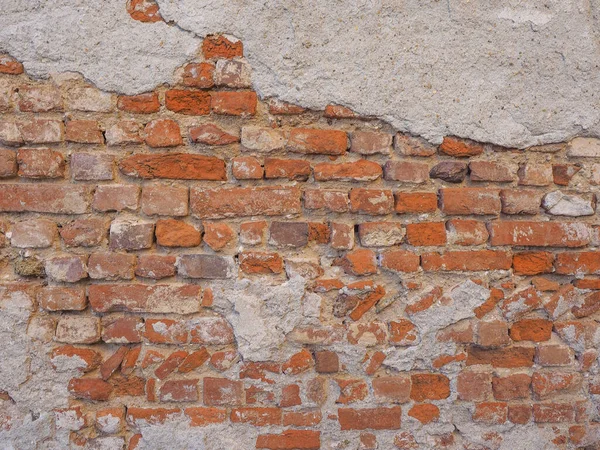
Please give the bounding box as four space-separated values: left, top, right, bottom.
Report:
2 0 600 147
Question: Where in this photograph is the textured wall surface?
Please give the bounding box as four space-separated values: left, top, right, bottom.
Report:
2 0 600 147
1 2 600 450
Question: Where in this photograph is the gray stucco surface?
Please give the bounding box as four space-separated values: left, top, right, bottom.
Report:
1 0 599 147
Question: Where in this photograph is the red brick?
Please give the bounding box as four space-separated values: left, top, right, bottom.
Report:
56 316 99 344
100 346 129 380
554 251 600 275
532 372 581 399
203 377 244 406
288 128 347 155
395 134 437 156
304 189 349 213
239 251 283 274
96 407 124 433
102 317 143 343
165 89 210 115
182 63 215 89
268 99 306 115
203 223 235 250
535 345 573 366
358 222 404 247
117 92 160 113
350 131 392 154
256 430 320 450
395 192 437 214
88 252 135 280
446 219 489 245
350 188 394 215
329 222 353 250
388 319 419 345
10 218 56 248
45 255 88 283
315 160 382 181
265 158 311 181
232 156 263 179
0 54 24 74
177 254 233 279
422 250 511 271
383 161 429 183
120 153 226 180
410 374 450 401
214 59 251 88
65 120 103 144
191 186 301 219
141 185 188 216
190 123 238 145
51 345 102 373
552 163 581 186
518 163 553 186
406 222 446 246
533 403 574 423
231 407 281 426
184 407 226 426
513 252 554 275
489 221 591 247
211 91 257 115
239 221 267 245
241 126 286 152
144 318 188 344
477 321 509 347
492 374 531 400
466 346 535 368
335 378 368 404
159 379 199 402
408 404 439 424
178 348 210 373
127 407 182 426
60 218 107 247
0 149 16 177
17 85 62 112
93 185 140 212
500 189 542 215
440 188 501 215
473 402 507 424
202 35 243 59
71 153 114 181
19 119 64 144
314 351 339 374
469 161 515 182
338 407 402 430
143 118 182 147
282 349 314 375
38 286 86 311
17 148 64 179
500 287 542 320
372 377 411 403
282 410 321 427
155 219 201 247
457 371 492 401
105 120 143 145
334 249 377 276
508 404 532 425
127 0 162 22
439 136 484 157
324 104 357 118
89 284 201 314
68 378 112 401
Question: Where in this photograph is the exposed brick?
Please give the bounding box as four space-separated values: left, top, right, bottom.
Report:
518 163 553 186
105 120 143 145
156 219 201 247
265 158 311 181
120 153 226 180
330 223 354 250
440 188 501 215
0 149 17 177
268 99 306 115
65 86 113 112
203 377 244 406
338 407 401 430
469 160 515 182
93 185 140 212
422 250 511 271
203 223 235 250
38 286 86 311
410 374 450 401
304 189 349 213
239 221 267 246
68 378 112 401
466 346 535 368
233 156 264 179
190 123 238 145
191 186 301 219
256 430 320 450
45 255 88 283
102 317 143 343
489 221 591 247
211 91 257 116
239 251 283 274
17 148 64 179
350 189 394 215
384 161 429 183
88 252 136 280
269 222 309 247
141 185 188 216
56 316 100 344
473 402 507 424
446 219 488 245
492 374 531 400
10 219 56 248
439 136 484 157
202 35 243 59
65 120 103 144
395 192 437 214
159 379 199 402
457 371 492 401
109 218 154 250
178 254 233 279
395 133 437 157
477 321 509 348
513 251 554 275
334 249 377 276
60 218 107 247
117 92 160 113
288 128 347 155
143 118 183 147
165 90 211 115
182 63 214 89
71 153 114 181
429 161 468 183
500 189 542 215
350 131 392 154
554 251 600 275
358 222 404 247
17 85 62 112
405 222 446 246
380 250 420 273
372 377 411 403
0 54 24 74
315 160 382 181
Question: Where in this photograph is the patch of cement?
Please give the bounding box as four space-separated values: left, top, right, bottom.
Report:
2 1 600 147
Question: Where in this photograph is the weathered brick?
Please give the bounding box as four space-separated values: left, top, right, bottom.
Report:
38 287 86 311
190 123 238 145
446 219 489 245
457 371 492 401
203 377 244 406
518 163 553 186
65 86 113 112
109 218 154 250
211 91 257 116
143 119 183 147
0 54 24 74
11 219 56 248
422 250 511 271
350 131 392 155
440 188 500 215
182 63 214 89
135 255 176 279
177 254 233 279
202 35 243 59
93 185 139 212
141 185 188 216
288 128 347 155
315 160 382 181
60 218 107 247
232 156 263 180
439 136 484 157
380 250 420 273
68 378 112 401
469 161 515 182
334 249 377 276
466 346 535 368
155 219 201 247
429 161 468 183
384 161 429 183
17 148 64 179
338 407 401 430
71 153 114 181
120 153 226 180
191 186 301 219
56 316 100 344
406 222 446 246
0 148 17 177
215 59 251 88
159 379 199 402
304 189 349 213
372 377 411 403
500 189 542 215
395 192 437 214
65 120 104 144
256 430 320 450
489 221 591 247
88 252 136 280
239 221 267 245
239 251 283 274
269 222 309 247
350 189 394 215
102 317 143 344
265 158 311 181
395 133 436 157
165 90 211 115
105 120 143 145
492 374 531 400
267 99 306 115
117 92 160 113
89 284 201 314
45 255 88 283
358 222 404 247
17 85 62 112
554 251 600 275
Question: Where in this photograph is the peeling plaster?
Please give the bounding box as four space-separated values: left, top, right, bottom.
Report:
1 0 600 147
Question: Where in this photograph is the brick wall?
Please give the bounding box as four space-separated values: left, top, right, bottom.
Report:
1 27 600 449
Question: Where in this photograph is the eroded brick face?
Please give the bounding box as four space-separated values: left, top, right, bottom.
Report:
0 34 599 450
